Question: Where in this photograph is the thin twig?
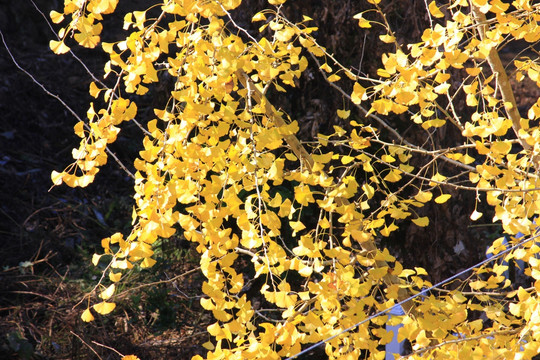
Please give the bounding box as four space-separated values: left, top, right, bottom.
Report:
245 70 276 288
91 341 125 357
398 329 521 359
9 290 55 302
432 286 533 297
361 149 540 194
1 251 55 273
70 331 103 360
216 0 261 47
0 30 83 121
115 265 202 299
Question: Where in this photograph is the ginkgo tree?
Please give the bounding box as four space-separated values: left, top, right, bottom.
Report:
49 0 540 358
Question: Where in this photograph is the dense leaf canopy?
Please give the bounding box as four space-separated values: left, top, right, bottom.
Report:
50 0 540 359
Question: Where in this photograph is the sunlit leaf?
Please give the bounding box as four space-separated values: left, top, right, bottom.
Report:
50 40 70 54
414 191 433 203
81 308 95 322
379 34 395 43
252 12 266 22
351 82 366 104
99 284 115 300
470 210 483 221
384 169 402 182
51 170 64 185
93 301 116 315
92 254 102 266
428 1 445 18
362 183 375 199
50 10 64 24
327 74 341 82
89 82 102 98
109 271 122 282
121 356 141 360
353 12 372 28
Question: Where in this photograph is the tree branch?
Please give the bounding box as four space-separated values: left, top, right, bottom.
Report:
471 5 530 152
236 69 416 316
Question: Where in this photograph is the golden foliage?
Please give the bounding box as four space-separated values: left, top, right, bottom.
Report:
49 0 540 359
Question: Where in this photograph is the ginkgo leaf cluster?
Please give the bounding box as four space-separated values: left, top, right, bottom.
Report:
48 0 540 359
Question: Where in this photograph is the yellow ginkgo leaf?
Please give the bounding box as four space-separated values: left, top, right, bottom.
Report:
353 12 371 28
428 1 445 18
362 183 375 199
51 170 64 185
50 40 70 54
252 12 266 22
93 301 116 315
412 217 429 227
434 194 452 204
268 192 283 208
384 169 402 183
414 191 433 203
290 221 306 234
327 74 341 82
81 308 95 322
421 119 446 130
319 217 330 229
89 82 102 98
466 67 482 76
337 109 350 119
121 356 141 360
430 172 447 186
341 155 354 164
380 222 399 237
92 254 102 266
320 63 332 73
109 271 122 282
470 210 483 221
99 284 116 300
461 154 475 164
49 10 64 24
202 342 215 350
285 153 297 161
297 264 313 277
379 34 395 44
351 82 366 104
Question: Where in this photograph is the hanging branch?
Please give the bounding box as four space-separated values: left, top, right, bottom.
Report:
471 4 531 152
236 69 416 315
